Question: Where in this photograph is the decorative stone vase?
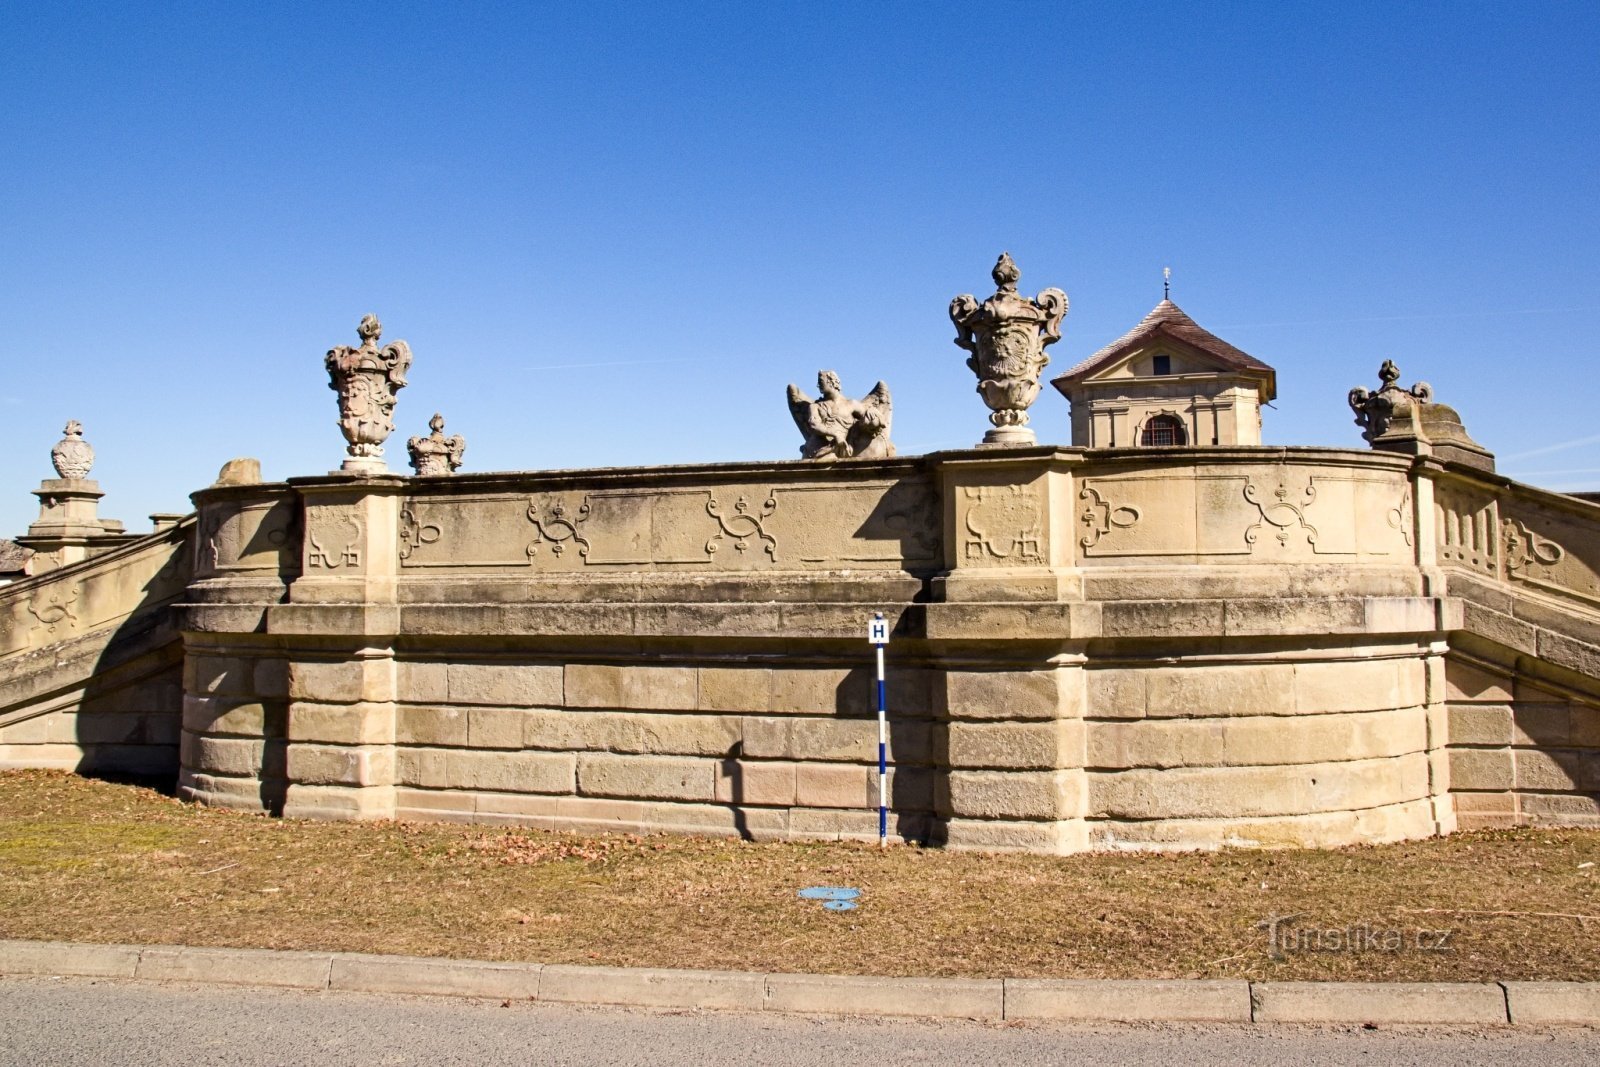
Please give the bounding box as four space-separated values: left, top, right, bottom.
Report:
407 413 466 476
50 420 94 480
949 253 1068 446
1348 359 1432 443
325 315 412 474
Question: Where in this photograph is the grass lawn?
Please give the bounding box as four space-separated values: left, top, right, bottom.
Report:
2 770 1597 981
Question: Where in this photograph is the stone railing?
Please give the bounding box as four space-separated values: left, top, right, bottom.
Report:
0 518 194 775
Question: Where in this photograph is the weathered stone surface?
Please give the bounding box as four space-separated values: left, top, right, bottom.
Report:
715 759 797 806
577 754 714 801
947 769 1082 820
1089 709 1425 769
697 668 773 712
1090 754 1429 820
943 670 1065 722
396 705 468 747
448 663 562 707
949 720 1082 770
1449 748 1515 791
565 665 696 711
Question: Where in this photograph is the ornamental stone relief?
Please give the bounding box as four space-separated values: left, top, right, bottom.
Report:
706 493 778 560
1387 486 1414 548
26 582 79 636
962 485 1043 563
1435 484 1497 575
398 504 443 561
1079 485 1141 549
1502 517 1563 576
306 516 363 570
527 496 592 559
1243 481 1318 549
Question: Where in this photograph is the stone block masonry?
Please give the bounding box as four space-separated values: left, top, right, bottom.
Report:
5 439 1597 853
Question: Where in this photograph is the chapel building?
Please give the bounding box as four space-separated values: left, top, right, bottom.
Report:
1051 298 1276 448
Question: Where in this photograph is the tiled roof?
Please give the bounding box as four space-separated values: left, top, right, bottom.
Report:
1053 299 1274 385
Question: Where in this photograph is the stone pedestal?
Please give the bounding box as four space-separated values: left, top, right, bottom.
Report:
17 479 127 576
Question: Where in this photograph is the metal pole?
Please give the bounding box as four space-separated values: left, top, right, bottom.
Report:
876 641 887 848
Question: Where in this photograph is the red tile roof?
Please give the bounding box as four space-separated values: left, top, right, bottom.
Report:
1052 299 1274 386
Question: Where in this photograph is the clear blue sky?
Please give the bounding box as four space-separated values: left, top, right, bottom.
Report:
4 2 1598 538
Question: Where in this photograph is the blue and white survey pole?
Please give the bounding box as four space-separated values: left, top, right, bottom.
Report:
868 611 891 847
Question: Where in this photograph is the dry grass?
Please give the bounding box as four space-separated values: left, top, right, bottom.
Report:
2 770 1597 981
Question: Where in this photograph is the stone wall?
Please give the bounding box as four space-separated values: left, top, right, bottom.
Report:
0 520 192 777
5 443 1597 852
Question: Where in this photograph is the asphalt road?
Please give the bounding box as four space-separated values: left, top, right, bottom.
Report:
3 976 1597 1066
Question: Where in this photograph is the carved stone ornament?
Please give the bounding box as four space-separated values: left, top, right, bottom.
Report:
407 413 466 476
50 420 94 479
949 253 1068 446
325 315 413 474
786 371 895 461
1347 359 1433 443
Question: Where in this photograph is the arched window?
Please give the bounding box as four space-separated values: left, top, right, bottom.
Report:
1141 414 1187 447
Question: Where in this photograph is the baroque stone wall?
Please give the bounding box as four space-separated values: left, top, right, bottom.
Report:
6 443 1597 852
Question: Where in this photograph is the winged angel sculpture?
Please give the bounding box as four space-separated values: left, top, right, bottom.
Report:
786 370 895 461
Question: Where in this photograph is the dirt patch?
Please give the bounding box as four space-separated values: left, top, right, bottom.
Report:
2 770 1597 980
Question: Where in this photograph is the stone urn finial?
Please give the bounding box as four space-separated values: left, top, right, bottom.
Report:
1348 359 1432 443
950 253 1068 446
407 413 466 476
50 420 95 480
325 314 413 474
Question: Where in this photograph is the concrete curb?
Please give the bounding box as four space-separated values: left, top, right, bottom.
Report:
3 940 1598 1027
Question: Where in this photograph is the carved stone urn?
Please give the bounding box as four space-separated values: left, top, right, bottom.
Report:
1348 359 1432 443
407 413 466 476
50 420 95 480
949 253 1068 446
325 315 413 474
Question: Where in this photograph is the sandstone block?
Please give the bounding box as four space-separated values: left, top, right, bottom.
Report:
186 655 256 698
182 732 262 777
947 769 1082 820
396 705 468 747
1517 793 1600 819
949 720 1082 770
288 657 396 705
253 658 290 700
943 670 1065 721
445 749 574 794
289 702 394 745
396 661 448 703
1512 704 1570 746
578 754 714 801
449 663 562 707
72 712 143 746
715 759 797 806
1448 748 1514 791
942 818 1085 854
280 783 397 820
183 696 265 737
1294 658 1421 714
1452 791 1515 815
1571 705 1600 748
794 763 871 809
565 664 696 710
1086 668 1145 720
740 717 791 759
633 713 741 756
697 667 773 712
286 743 394 787
1452 662 1510 703
552 796 648 833
1147 663 1295 718
770 668 871 716
468 707 529 750
1090 754 1429 820
1514 749 1585 792
1448 704 1512 746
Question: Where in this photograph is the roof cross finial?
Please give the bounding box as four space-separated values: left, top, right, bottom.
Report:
1163 266 1171 301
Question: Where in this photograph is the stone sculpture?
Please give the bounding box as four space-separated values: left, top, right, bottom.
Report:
325 315 412 474
1348 359 1432 443
1348 359 1494 471
950 252 1068 446
785 371 895 461
50 420 94 480
407 413 466 476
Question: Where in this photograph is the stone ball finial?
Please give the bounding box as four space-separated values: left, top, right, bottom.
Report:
357 314 382 345
429 412 445 434
992 251 1021 291
51 420 94 480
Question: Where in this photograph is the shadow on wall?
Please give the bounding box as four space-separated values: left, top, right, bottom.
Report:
716 651 945 845
71 525 198 793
